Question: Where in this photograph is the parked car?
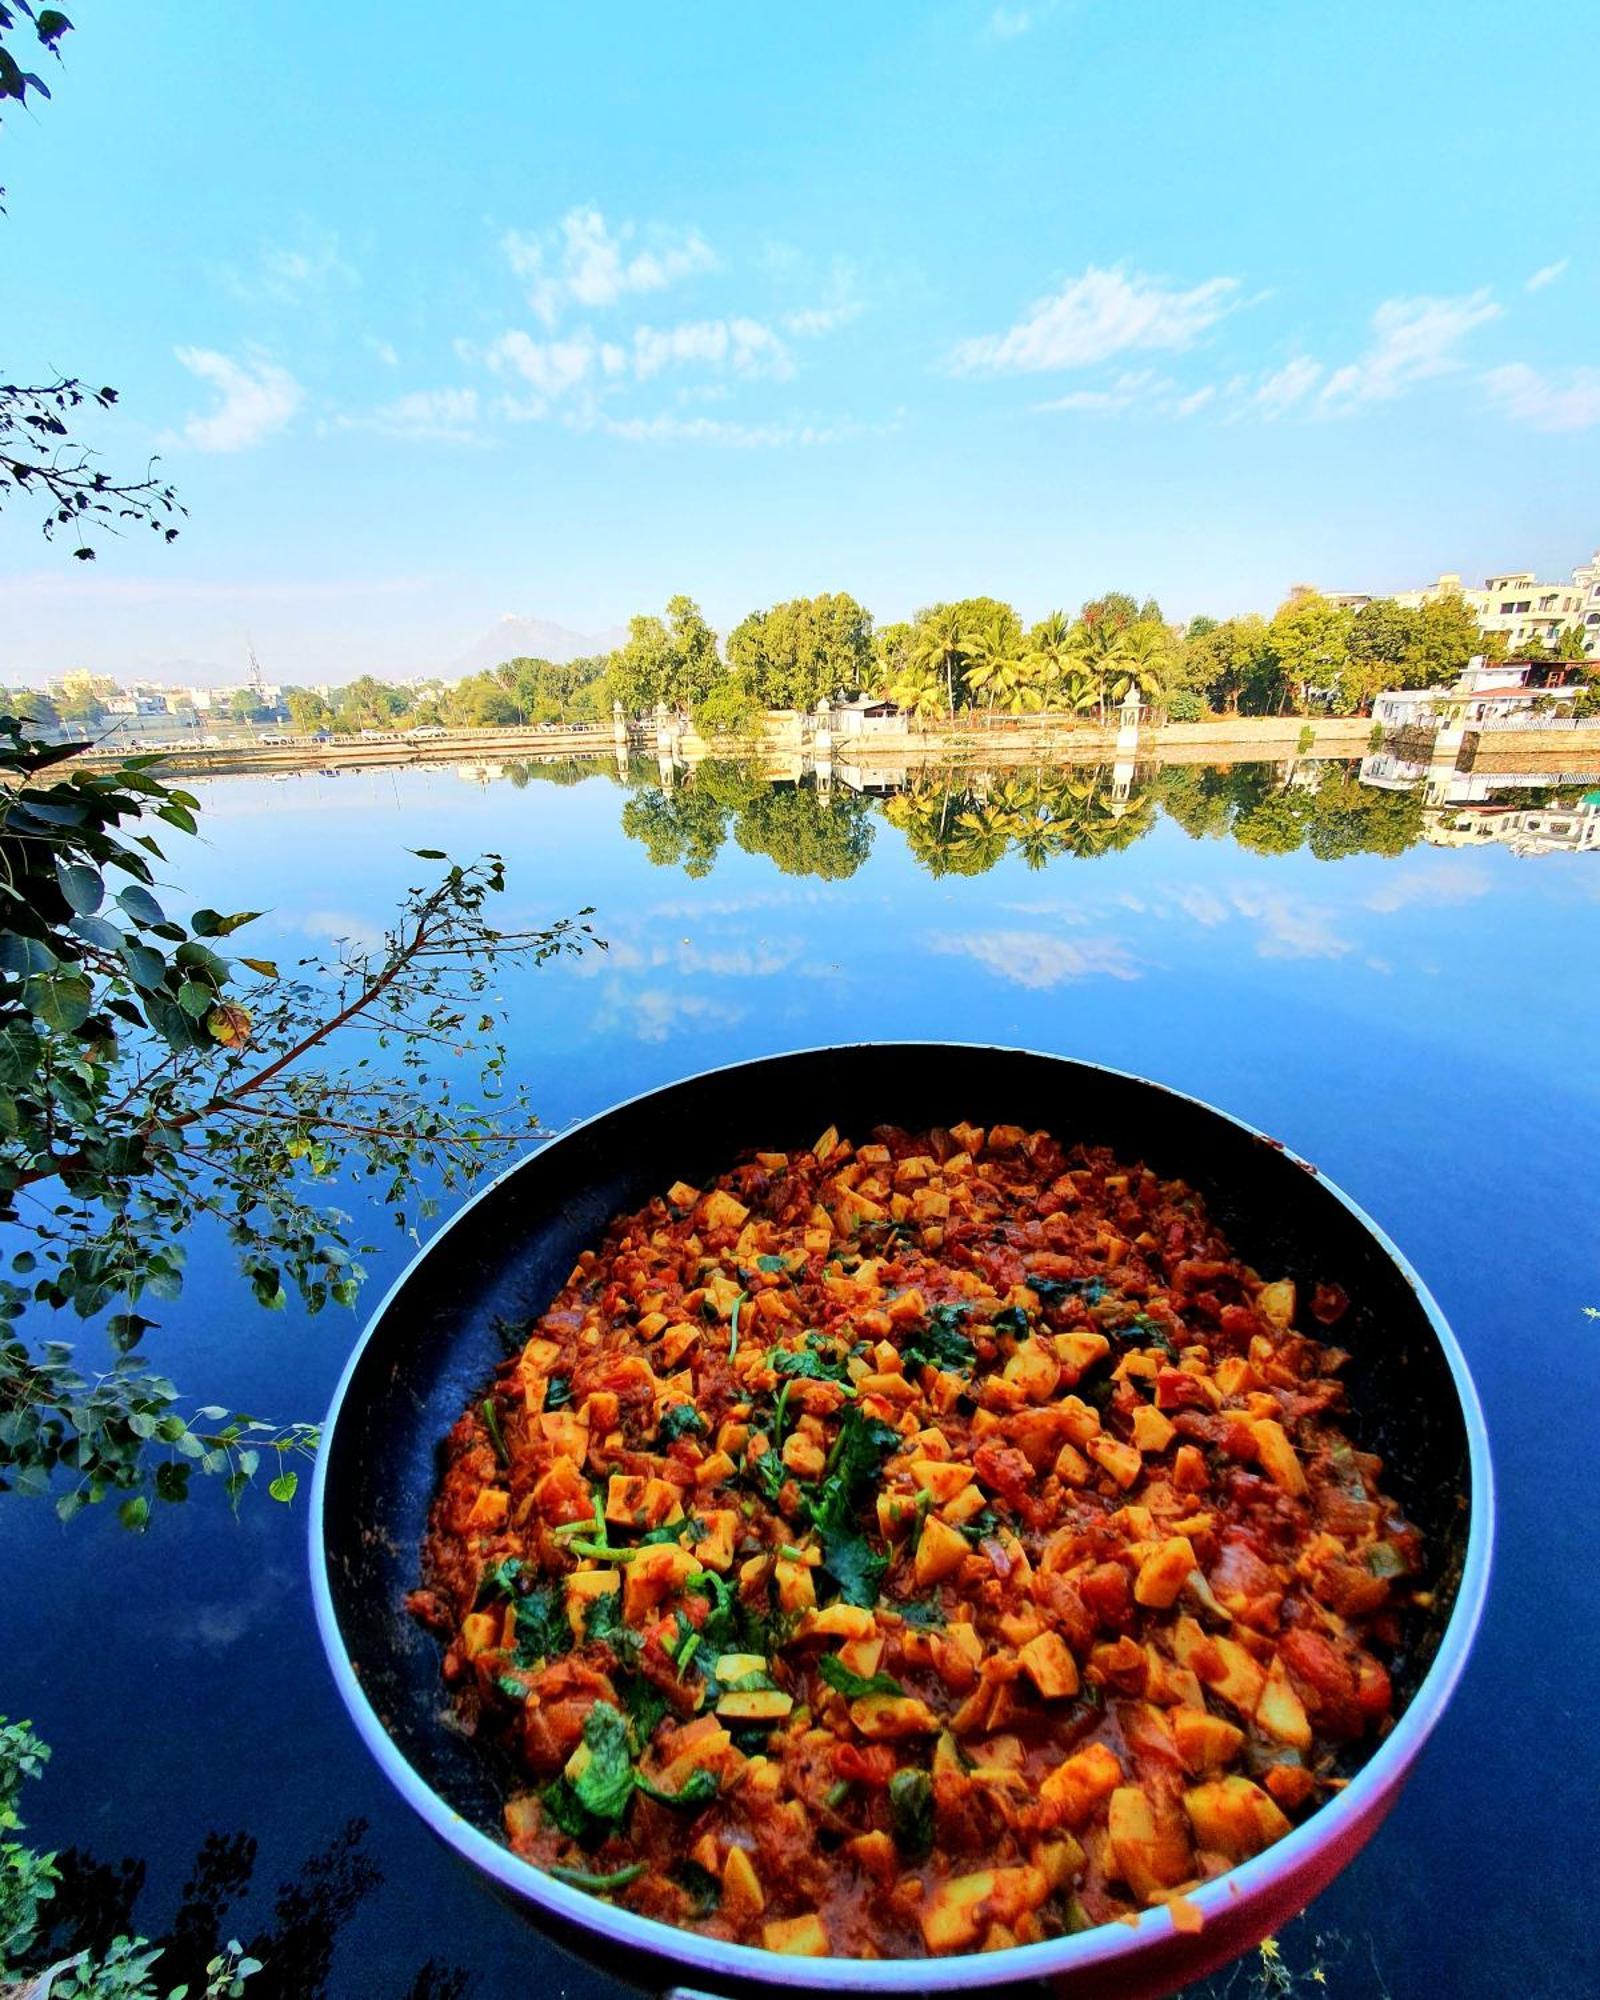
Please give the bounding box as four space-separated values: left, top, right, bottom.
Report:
408 725 447 739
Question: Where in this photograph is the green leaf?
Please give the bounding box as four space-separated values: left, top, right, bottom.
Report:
570 1700 636 1822
54 858 103 914
901 1304 977 1375
0 933 58 976
116 884 166 928
120 938 167 990
817 1652 905 1700
410 848 448 860
548 1859 646 1894
23 969 92 1030
192 908 262 937
656 1401 706 1446
634 1765 719 1809
69 911 123 952
268 1471 299 1503
888 1767 935 1859
177 978 215 1018
118 1495 151 1532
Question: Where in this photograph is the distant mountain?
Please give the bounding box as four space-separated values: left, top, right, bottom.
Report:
448 615 626 678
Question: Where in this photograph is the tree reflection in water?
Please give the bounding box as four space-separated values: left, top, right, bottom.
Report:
586 756 1436 882
25 1817 469 1999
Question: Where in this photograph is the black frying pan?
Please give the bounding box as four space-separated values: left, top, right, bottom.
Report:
311 1044 1491 2000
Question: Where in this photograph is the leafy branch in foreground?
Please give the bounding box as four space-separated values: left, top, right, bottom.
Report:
0 719 601 1520
0 377 183 561
2 8 184 559
1 1714 261 1996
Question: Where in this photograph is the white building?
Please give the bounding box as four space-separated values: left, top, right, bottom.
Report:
1371 658 1580 732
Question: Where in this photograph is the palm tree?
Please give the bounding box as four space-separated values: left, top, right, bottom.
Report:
911 606 970 719
889 662 947 727
1028 611 1073 711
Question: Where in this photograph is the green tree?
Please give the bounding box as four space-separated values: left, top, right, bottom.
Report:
1405 592 1484 688
693 670 762 738
909 604 972 716
333 676 411 731
870 620 914 697
284 690 333 734
0 719 598 1518
1267 592 1354 712
726 593 872 709
1555 625 1591 663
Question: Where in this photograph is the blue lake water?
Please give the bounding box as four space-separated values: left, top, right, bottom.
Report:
6 755 1598 1998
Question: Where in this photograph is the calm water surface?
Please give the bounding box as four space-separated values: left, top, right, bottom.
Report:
7 757 1598 1998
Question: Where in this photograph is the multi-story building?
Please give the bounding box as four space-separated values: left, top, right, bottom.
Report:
1388 550 1600 658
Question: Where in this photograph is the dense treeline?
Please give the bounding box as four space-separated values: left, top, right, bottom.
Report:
270 581 1596 740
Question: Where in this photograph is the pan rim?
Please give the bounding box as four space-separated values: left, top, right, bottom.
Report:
309 1040 1494 1992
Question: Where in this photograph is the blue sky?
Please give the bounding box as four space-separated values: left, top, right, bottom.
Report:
3 0 1596 682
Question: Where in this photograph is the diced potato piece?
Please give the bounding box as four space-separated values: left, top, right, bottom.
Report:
1172 1618 1268 1716
537 1410 589 1462
774 1558 817 1614
505 1793 541 1841
696 1509 738 1572
844 1828 897 1883
1002 1343 1061 1403
564 1568 620 1638
693 1448 736 1487
1034 1834 1087 1890
911 1458 975 1502
838 1637 885 1679
1171 1705 1246 1775
660 1720 732 1788
877 1490 921 1541
1057 1394 1103 1445
809 1602 877 1640
920 1872 995 1955
912 1187 950 1222
1053 1330 1112 1381
1250 1419 1307 1498
1183 1776 1292 1861
1131 1404 1176 1455
940 1484 989 1526
717 1688 795 1723
722 1844 765 1921
1255 1653 1313 1751
850 1694 937 1737
1038 1742 1124 1830
1107 1787 1193 1903
1018 1630 1081 1700
1086 1434 1142 1489
1134 1535 1197 1610
716 1652 768 1683
460 1611 499 1660
763 1913 829 1957
915 1515 970 1588
919 1865 1048 1955
782 1431 827 1480
532 1459 590 1534
467 1487 509 1529
702 1189 750 1231
622 1544 701 1623
1256 1280 1296 1329
935 1621 984 1692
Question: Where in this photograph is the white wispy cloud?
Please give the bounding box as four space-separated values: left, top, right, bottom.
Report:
1317 290 1500 411
596 412 873 447
365 335 400 367
223 228 356 305
780 301 861 337
1524 258 1569 292
503 206 716 326
1035 369 1176 414
986 2 1062 39
948 264 1241 376
633 316 793 382
1228 888 1350 960
170 347 302 451
1482 361 1600 433
927 929 1139 988
1255 355 1323 416
335 387 482 443
477 329 618 407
